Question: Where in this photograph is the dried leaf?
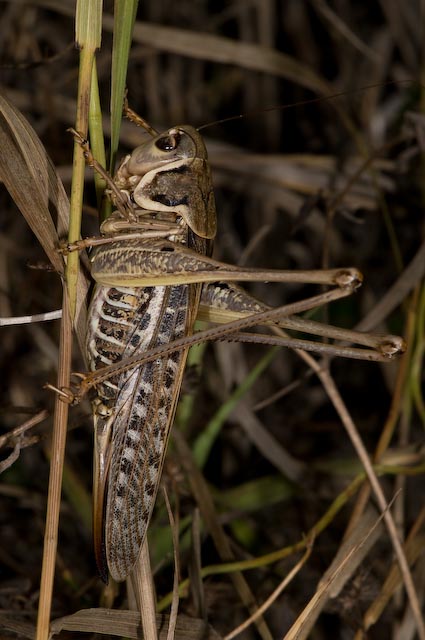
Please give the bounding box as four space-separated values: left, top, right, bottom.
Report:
50 608 223 639
0 95 89 349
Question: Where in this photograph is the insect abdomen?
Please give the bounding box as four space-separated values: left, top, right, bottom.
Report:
86 282 195 581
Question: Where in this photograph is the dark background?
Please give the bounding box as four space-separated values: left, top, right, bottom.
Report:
0 1 424 638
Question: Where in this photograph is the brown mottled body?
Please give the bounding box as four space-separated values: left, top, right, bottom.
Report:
83 123 405 584
86 126 214 581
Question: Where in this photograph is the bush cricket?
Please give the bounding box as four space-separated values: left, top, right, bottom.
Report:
62 120 405 583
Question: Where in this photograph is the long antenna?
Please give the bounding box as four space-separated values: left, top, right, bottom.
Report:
197 80 415 132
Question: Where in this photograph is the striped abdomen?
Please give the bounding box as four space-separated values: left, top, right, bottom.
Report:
86 281 199 581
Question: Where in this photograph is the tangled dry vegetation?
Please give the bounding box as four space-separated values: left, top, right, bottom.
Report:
0 1 424 639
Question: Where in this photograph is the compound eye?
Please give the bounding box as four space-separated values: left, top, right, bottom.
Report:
156 131 181 152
